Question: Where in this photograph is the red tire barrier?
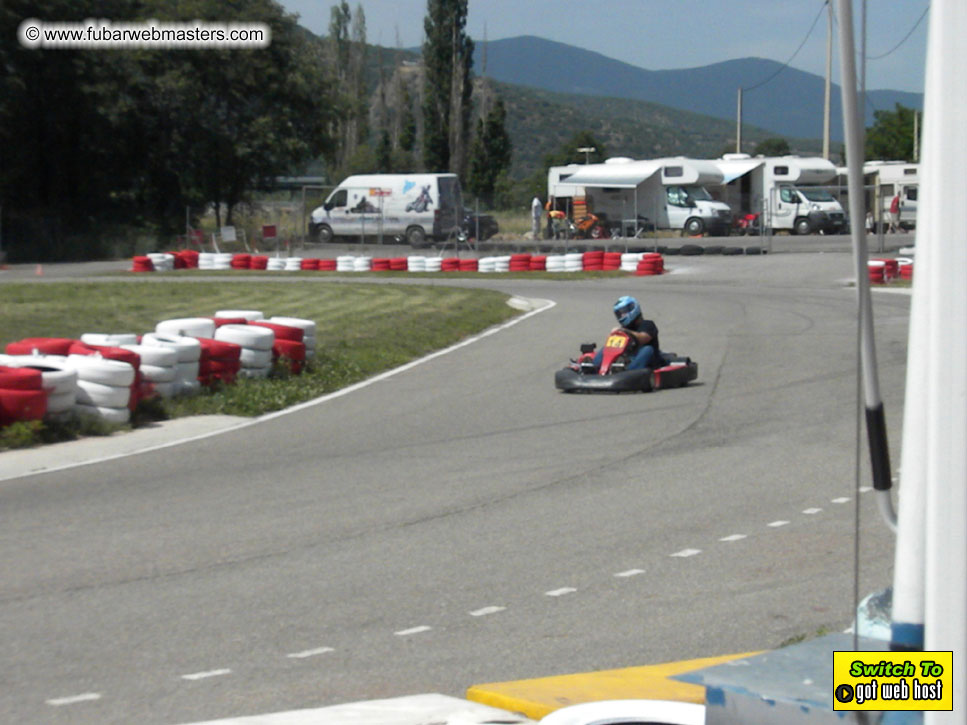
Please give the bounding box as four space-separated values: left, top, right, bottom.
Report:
389 257 408 271
0 366 43 391
318 259 337 271
603 252 623 270
250 321 304 342
250 255 269 270
196 337 242 361
0 388 47 426
211 316 248 328
272 339 307 374
441 257 461 272
231 254 251 269
459 258 479 272
131 256 155 273
509 254 532 272
529 255 547 271
178 250 200 269
371 258 392 271
5 338 78 356
301 258 320 271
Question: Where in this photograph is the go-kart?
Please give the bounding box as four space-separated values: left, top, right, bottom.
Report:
554 329 698 393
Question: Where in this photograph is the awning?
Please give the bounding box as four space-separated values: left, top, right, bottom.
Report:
561 160 663 189
716 159 763 184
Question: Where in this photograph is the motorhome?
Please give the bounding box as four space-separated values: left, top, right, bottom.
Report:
547 157 733 237
309 173 463 246
857 161 919 230
712 155 847 235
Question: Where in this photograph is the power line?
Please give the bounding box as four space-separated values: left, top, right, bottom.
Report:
743 1 828 92
866 4 929 61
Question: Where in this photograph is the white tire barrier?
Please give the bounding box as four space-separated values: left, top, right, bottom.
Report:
75 402 130 425
353 256 372 272
213 253 233 271
139 363 177 383
141 333 202 362
147 253 175 272
494 255 510 273
621 252 645 272
215 309 264 322
81 333 139 347
545 254 566 272
121 344 178 369
198 252 215 270
284 257 303 271
424 257 442 273
75 380 131 408
215 324 274 351
239 347 273 368
407 256 426 272
564 252 584 272
336 255 356 272
267 257 286 271
65 354 136 387
478 256 497 273
46 390 77 416
155 317 216 339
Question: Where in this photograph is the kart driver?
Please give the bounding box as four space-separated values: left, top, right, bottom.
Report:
592 295 664 371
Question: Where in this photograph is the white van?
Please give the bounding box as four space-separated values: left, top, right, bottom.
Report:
309 173 463 246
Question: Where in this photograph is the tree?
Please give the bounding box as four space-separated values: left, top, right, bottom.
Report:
755 138 790 156
866 103 919 161
467 97 512 207
421 0 474 175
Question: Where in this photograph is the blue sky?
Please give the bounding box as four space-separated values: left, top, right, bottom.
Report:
279 0 928 93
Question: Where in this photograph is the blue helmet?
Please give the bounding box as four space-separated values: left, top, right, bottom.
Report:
613 296 641 327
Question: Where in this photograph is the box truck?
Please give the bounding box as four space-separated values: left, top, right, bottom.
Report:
713 155 847 235
309 173 463 246
547 157 733 237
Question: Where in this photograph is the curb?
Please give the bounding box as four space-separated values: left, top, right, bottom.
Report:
465 651 761 721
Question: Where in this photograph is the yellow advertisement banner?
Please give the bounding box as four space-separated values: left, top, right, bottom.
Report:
833 651 953 711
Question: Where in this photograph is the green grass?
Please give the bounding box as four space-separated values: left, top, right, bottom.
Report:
0 280 519 448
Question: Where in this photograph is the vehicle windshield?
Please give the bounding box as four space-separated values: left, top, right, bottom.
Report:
799 188 835 202
683 185 712 201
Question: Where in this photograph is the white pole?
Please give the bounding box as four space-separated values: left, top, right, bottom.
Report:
835 0 896 523
823 1 832 160
919 1 967 720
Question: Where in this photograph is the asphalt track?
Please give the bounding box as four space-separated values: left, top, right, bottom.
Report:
0 253 910 724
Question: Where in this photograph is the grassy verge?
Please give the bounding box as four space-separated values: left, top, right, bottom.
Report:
0 280 519 449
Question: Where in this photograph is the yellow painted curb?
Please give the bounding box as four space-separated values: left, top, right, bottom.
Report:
466 651 763 721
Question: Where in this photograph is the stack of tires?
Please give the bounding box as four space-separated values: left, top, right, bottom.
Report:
284 257 303 271
156 317 217 340
582 250 605 271
197 338 242 387
231 254 251 270
564 252 584 272
407 256 427 272
545 255 566 273
868 260 887 284
318 259 337 271
603 252 623 271
5 338 77 356
371 258 391 271
147 253 175 272
0 365 47 427
458 258 478 271
424 257 442 272
620 252 644 272
509 254 531 272
336 255 356 272
215 309 264 323
441 257 461 272
300 258 320 271
529 255 547 271
251 321 306 375
250 255 269 270
267 257 286 271
0 355 78 420
131 256 155 273
268 316 316 360
66 353 136 425
898 257 914 281
69 341 145 410
122 344 179 398
353 256 372 272
141 333 202 396
636 253 665 276
215 324 274 379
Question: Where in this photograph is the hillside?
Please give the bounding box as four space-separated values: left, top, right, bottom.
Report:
491 80 819 178
474 36 923 141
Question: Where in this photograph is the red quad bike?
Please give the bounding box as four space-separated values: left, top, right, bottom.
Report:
554 329 698 393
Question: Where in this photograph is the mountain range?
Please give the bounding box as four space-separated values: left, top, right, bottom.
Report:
473 36 923 142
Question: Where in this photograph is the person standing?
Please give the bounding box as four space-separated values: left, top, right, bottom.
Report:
531 196 542 239
889 193 901 233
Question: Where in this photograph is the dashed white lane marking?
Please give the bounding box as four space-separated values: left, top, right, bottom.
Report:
803 508 823 515
767 520 790 528
832 497 851 504
670 548 702 558
394 625 432 636
46 693 101 706
614 569 645 578
469 606 506 617
182 669 232 681
719 534 747 542
286 646 334 659
545 587 577 597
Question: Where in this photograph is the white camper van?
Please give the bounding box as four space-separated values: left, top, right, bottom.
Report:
713 155 847 235
865 161 919 229
547 157 732 236
309 173 463 246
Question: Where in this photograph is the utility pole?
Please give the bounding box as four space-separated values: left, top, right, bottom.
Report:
823 0 832 160
736 88 743 153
